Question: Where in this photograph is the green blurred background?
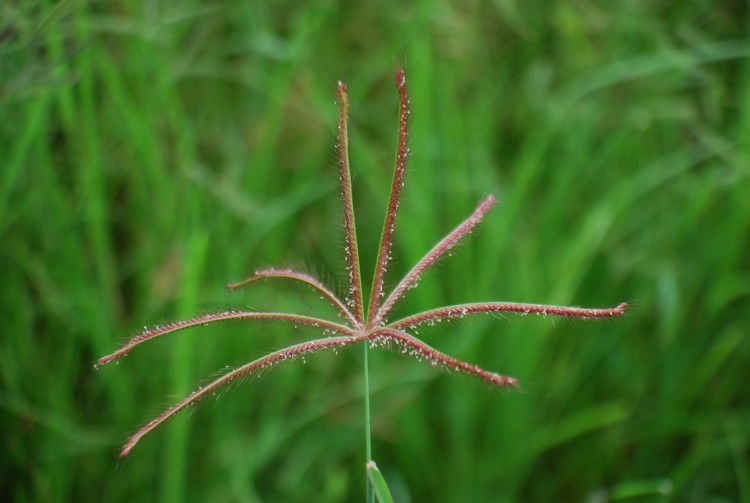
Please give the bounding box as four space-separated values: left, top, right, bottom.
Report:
2 1 750 501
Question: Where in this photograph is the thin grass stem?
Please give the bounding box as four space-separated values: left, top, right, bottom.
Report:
363 341 374 503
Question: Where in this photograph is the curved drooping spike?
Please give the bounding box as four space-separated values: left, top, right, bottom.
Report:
387 302 629 331
374 194 498 325
370 328 517 387
228 268 359 328
97 311 356 366
119 333 366 456
368 68 410 327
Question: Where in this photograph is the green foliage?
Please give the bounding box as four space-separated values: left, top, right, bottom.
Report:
367 461 395 503
1 1 749 502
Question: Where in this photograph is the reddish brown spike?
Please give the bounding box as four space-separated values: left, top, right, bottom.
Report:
97 311 355 366
370 328 517 387
120 333 367 456
367 68 411 328
228 268 360 328
336 81 365 325
388 302 628 331
375 194 498 326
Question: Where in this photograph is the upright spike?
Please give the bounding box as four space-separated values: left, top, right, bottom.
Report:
337 82 365 325
367 68 410 327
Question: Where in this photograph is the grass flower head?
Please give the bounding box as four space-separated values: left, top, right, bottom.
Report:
98 68 626 457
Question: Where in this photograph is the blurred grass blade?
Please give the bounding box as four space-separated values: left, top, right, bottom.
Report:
610 478 673 500
367 461 395 503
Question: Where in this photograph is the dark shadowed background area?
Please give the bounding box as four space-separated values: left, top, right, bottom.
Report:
2 1 749 501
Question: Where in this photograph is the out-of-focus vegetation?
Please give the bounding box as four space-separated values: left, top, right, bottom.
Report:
2 1 749 501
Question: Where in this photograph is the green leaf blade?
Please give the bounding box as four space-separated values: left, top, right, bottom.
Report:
367 461 395 503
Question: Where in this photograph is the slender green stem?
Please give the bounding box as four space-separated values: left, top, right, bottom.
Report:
363 342 374 503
